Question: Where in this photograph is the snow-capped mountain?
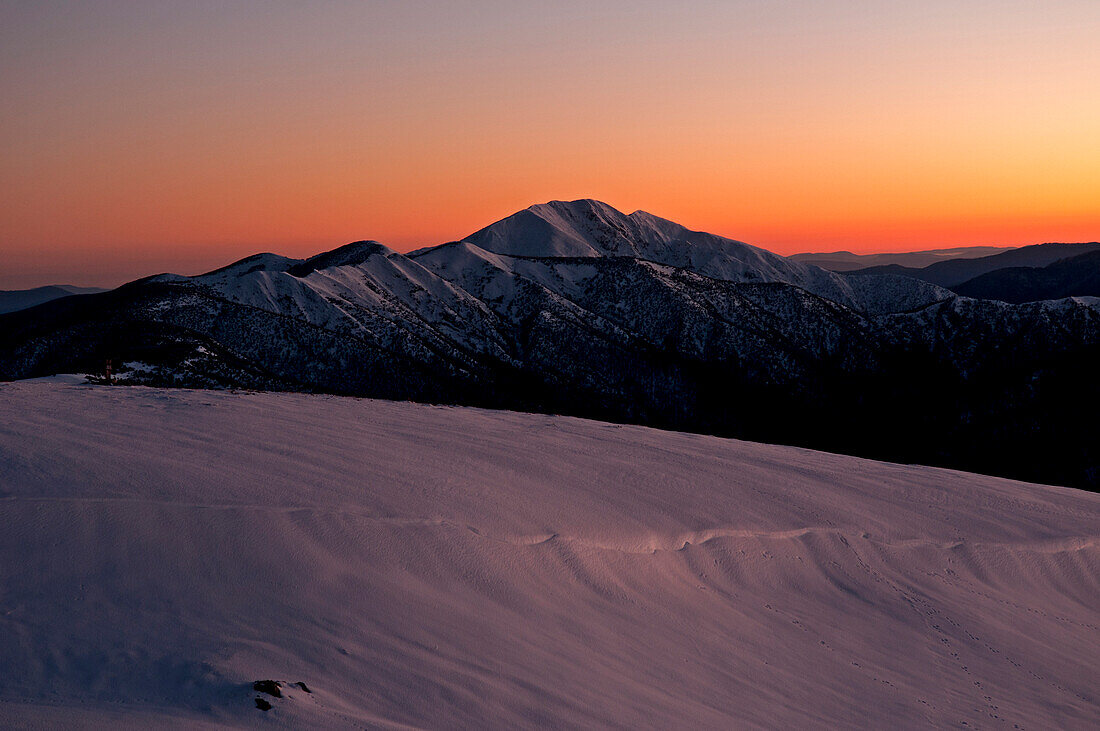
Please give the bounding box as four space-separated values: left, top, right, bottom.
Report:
2 199 1099 489
447 199 950 313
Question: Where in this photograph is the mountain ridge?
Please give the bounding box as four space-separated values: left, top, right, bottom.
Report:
847 241 1100 287
791 246 1016 271
951 249 1100 303
0 284 107 315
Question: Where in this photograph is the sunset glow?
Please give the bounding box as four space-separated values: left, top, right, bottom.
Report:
2 1 1098 288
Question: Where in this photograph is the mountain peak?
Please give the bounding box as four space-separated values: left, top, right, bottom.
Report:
462 198 678 259
526 198 625 218
287 241 395 277
200 252 302 278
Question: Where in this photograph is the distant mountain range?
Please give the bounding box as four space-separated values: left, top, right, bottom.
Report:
790 245 1014 272
951 249 1100 303
2 200 1099 489
846 241 1100 288
0 284 106 315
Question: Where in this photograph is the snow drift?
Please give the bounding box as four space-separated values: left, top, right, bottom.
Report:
0 381 1097 728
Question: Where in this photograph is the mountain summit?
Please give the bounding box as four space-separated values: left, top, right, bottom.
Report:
464 198 826 275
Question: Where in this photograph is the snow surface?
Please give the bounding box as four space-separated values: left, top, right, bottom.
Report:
0 382 1097 728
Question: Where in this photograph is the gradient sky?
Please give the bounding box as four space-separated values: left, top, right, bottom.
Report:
2 1 1098 288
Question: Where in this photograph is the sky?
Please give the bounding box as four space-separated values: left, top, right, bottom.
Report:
1 1 1098 288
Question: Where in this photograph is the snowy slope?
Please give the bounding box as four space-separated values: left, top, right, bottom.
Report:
186 241 512 360
0 382 1096 728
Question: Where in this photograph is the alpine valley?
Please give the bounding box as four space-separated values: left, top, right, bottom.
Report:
3 200 1099 489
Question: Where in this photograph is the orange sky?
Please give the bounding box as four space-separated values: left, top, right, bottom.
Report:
1 1 1098 288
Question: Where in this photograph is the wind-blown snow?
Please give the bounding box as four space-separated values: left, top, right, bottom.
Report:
1 383 1096 727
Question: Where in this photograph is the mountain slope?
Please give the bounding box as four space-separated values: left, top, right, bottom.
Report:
1 382 1097 728
952 249 1100 303
849 242 1100 287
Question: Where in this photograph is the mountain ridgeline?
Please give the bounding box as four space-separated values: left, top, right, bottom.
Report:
950 249 1100 303
2 200 1099 489
0 284 106 315
847 241 1100 288
789 246 1015 272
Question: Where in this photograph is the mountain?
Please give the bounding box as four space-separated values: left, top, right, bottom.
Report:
791 245 1014 272
0 284 106 315
951 249 1100 303
2 199 1099 489
2 381 1097 727
847 242 1100 287
447 199 949 313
